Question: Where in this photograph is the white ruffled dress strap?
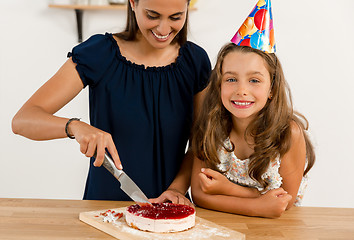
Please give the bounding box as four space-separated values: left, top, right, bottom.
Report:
216 138 308 205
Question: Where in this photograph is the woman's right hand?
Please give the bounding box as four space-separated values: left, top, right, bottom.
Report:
68 120 122 169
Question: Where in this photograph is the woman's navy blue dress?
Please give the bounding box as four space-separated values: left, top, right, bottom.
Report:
68 33 211 200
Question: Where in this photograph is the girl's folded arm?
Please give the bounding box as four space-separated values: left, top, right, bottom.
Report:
191 179 291 218
191 156 292 218
191 187 258 217
198 167 260 198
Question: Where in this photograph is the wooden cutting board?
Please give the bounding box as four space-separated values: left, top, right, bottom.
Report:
79 207 245 240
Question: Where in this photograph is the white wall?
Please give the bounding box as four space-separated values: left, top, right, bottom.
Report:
1 0 353 208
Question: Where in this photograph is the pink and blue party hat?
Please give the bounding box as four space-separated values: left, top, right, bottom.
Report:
231 0 276 53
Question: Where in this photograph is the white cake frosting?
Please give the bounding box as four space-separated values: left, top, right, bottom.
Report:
125 203 196 233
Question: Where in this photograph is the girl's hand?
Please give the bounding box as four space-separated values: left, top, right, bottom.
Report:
149 189 194 208
256 188 292 218
68 120 122 169
198 168 231 195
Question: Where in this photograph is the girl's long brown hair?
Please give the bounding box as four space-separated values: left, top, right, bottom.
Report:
191 43 315 188
114 0 190 46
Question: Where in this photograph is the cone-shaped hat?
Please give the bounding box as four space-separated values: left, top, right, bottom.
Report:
231 0 275 53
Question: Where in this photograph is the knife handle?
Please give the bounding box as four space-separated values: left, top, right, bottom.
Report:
101 153 124 180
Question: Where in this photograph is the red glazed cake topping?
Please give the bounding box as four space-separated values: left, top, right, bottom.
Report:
126 203 195 220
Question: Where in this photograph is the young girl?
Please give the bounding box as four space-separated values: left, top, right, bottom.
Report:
191 43 315 218
12 0 211 204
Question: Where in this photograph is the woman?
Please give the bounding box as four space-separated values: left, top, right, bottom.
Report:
12 0 211 205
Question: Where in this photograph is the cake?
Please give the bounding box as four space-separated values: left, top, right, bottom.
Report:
125 203 196 233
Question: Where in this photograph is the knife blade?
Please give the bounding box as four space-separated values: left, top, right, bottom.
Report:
100 153 152 205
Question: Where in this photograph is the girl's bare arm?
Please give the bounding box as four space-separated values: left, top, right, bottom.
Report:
279 121 307 209
191 156 292 218
197 167 261 198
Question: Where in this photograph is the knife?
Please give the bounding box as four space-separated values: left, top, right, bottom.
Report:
99 153 152 206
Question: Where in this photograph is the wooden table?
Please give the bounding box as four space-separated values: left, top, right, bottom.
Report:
0 198 353 239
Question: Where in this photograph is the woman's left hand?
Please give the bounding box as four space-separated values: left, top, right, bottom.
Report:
149 189 194 208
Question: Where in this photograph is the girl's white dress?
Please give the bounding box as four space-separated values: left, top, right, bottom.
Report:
216 138 308 206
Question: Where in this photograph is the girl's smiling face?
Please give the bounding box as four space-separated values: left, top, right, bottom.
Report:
221 51 272 124
131 0 188 48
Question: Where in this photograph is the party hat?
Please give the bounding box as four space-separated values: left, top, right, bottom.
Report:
231 0 276 53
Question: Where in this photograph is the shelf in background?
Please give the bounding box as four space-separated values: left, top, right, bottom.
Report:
49 4 196 42
49 3 196 10
49 4 127 10
49 4 128 42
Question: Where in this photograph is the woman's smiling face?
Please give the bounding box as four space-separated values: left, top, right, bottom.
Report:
131 0 188 48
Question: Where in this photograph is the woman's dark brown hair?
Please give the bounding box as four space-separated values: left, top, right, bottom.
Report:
192 43 315 189
115 0 190 46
